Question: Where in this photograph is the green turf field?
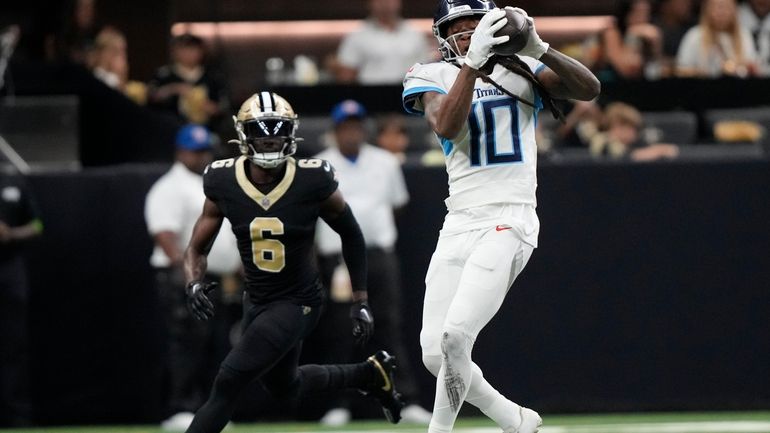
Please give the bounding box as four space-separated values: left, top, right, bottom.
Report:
4 412 770 433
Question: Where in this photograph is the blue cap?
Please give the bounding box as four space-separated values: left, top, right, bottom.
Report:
331 100 367 125
175 124 213 151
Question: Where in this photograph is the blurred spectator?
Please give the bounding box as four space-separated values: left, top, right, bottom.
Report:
313 100 430 426
555 100 604 148
676 0 759 77
335 0 433 84
653 0 697 66
144 125 241 432
148 34 228 128
375 114 409 163
87 27 147 104
0 172 42 428
738 0 770 75
89 27 126 89
585 0 664 80
46 0 103 64
590 102 679 161
0 25 20 93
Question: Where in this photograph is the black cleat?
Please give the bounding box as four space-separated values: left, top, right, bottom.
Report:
363 350 405 423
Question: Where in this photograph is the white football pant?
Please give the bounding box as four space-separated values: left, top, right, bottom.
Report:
421 214 534 433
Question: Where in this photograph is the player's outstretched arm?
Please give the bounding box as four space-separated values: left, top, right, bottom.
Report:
507 7 600 101
537 48 601 101
320 190 374 345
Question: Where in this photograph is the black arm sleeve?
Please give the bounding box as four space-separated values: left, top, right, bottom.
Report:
324 204 367 293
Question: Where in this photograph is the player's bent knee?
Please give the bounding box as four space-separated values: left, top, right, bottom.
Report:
440 329 472 361
422 353 442 376
212 365 247 398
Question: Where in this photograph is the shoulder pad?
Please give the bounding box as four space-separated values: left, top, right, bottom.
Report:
403 62 451 115
297 157 337 179
204 158 237 176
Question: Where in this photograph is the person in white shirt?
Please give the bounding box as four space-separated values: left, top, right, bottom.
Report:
676 0 759 77
144 124 241 432
335 0 434 84
314 100 431 426
738 0 770 75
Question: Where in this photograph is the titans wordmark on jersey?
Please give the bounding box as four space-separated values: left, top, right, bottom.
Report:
402 60 546 210
203 156 337 305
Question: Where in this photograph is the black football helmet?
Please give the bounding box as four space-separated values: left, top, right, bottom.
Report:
433 0 497 63
231 91 301 169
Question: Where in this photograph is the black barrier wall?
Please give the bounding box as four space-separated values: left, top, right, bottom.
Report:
20 160 770 424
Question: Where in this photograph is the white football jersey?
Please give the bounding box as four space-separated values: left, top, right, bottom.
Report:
402 59 545 211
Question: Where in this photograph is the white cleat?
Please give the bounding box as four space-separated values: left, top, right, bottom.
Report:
504 406 542 433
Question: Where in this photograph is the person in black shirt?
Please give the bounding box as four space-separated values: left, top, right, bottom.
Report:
182 92 404 433
147 34 228 129
0 173 42 427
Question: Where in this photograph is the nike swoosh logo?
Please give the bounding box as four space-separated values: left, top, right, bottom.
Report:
496 225 512 232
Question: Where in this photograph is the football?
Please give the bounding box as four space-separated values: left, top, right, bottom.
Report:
492 8 530 56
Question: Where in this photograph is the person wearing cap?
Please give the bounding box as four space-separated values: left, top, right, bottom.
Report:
144 124 241 431
313 100 431 426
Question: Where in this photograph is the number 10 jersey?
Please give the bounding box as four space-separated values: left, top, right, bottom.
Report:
402 59 545 211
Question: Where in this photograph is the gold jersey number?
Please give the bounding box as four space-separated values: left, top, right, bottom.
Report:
249 217 285 272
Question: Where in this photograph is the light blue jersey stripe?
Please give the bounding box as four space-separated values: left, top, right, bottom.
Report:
402 86 447 115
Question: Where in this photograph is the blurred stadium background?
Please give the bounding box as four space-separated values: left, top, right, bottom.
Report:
1 0 769 432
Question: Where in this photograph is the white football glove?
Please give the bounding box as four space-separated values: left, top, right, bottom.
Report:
464 8 509 70
506 7 550 59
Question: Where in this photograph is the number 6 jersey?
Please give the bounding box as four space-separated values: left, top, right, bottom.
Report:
402 59 545 211
203 156 338 306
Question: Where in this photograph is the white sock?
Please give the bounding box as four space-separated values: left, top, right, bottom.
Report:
465 363 522 431
429 330 473 433
423 355 523 432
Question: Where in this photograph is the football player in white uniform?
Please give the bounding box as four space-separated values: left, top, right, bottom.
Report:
402 1 600 432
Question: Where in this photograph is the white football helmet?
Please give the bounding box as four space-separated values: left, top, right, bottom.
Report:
231 91 301 168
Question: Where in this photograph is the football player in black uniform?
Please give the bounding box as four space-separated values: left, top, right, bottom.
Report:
182 91 404 433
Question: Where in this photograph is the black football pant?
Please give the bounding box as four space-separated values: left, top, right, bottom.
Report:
316 248 420 404
185 298 375 433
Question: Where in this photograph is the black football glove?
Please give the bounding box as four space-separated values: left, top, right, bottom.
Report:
185 280 218 321
350 301 374 346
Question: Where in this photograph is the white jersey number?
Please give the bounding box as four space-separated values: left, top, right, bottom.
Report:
469 99 522 166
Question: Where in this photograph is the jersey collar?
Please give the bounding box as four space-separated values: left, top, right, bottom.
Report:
235 156 296 210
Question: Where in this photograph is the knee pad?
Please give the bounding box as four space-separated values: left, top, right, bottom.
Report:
440 329 473 362
422 354 442 376
213 365 246 397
